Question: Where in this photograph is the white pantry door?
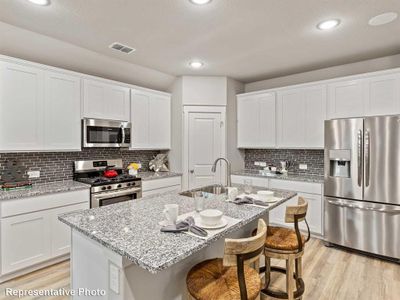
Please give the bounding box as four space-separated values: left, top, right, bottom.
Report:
187 110 225 189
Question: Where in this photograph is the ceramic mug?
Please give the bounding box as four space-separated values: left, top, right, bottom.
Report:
163 204 179 225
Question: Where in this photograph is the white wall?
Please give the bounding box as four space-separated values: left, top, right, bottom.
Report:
245 54 400 92
169 77 183 173
182 76 227 106
0 21 175 92
226 78 245 171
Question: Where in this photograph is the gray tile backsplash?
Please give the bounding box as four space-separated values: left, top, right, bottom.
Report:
244 149 324 176
0 148 163 184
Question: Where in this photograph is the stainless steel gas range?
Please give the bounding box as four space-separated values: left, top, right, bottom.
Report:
74 159 142 208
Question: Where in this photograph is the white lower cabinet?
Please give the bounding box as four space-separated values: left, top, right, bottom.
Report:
51 203 88 257
142 176 182 197
268 179 323 236
231 175 324 236
0 190 89 278
1 211 52 274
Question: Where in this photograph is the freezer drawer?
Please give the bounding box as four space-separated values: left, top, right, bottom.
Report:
324 197 400 259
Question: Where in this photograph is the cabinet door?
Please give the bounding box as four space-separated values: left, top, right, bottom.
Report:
277 90 305 147
258 93 276 148
83 79 130 121
83 79 107 119
298 193 323 235
51 203 88 257
149 94 171 149
1 211 51 274
44 71 81 150
0 62 44 151
304 86 327 148
328 79 366 119
237 93 276 148
105 85 130 121
269 195 298 227
131 90 150 148
237 95 259 147
365 74 400 116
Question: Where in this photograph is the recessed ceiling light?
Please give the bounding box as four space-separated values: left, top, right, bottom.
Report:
368 12 398 26
189 61 204 69
189 0 212 5
27 0 50 5
317 19 340 30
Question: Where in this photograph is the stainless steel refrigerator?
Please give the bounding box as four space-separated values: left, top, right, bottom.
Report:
324 115 400 260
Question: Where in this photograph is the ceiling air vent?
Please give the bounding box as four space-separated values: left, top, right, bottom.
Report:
109 42 136 54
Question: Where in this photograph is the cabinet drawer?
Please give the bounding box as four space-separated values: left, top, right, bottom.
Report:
231 175 268 188
142 185 182 198
269 179 322 194
142 176 182 192
0 189 89 218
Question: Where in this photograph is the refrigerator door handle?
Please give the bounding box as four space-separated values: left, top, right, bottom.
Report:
365 130 370 187
357 129 362 187
327 200 400 214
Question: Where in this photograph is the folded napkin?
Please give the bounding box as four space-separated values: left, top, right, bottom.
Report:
233 196 270 207
160 216 208 237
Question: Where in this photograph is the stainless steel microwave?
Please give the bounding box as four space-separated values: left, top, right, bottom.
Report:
82 118 131 148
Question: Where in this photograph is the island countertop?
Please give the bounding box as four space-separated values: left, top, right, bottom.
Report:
59 185 296 274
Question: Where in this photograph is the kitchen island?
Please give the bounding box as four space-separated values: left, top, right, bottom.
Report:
59 185 296 300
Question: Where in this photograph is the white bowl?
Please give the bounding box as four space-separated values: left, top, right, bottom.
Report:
257 190 274 201
199 209 223 226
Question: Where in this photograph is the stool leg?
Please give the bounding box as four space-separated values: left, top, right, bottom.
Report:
295 257 303 300
286 257 294 300
265 256 271 288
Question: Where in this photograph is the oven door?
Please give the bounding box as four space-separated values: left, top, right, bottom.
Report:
91 187 142 208
83 118 131 148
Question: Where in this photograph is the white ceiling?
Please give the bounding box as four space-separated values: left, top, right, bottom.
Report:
1 0 399 83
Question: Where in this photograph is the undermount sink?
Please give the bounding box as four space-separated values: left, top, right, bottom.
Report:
179 184 228 198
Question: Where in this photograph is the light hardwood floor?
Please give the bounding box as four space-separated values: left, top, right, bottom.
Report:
0 238 399 300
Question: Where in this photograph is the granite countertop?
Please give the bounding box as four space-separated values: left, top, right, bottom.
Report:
232 169 324 183
0 180 90 201
137 171 182 181
59 184 296 274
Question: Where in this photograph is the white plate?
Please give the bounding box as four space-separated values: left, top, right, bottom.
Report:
194 216 228 230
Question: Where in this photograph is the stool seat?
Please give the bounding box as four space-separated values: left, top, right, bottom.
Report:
265 226 306 252
186 258 261 300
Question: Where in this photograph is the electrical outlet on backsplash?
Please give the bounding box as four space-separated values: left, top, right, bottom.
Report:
244 149 324 176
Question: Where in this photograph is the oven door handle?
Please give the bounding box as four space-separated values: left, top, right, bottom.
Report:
93 188 142 200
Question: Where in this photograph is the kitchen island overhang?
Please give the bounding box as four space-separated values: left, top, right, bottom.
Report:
59 185 296 300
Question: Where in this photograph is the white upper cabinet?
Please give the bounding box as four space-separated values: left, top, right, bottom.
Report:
328 73 400 119
83 79 130 121
277 85 326 148
0 62 81 152
365 73 400 116
0 62 44 151
44 71 81 151
237 92 276 148
328 79 366 119
131 89 171 150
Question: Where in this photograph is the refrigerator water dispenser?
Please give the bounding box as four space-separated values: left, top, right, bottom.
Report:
329 150 351 178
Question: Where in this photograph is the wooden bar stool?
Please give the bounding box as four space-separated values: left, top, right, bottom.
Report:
186 219 267 300
260 197 310 300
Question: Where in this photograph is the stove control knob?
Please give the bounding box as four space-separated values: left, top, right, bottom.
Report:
127 183 131 187
107 186 112 190
101 186 107 191
117 184 122 188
